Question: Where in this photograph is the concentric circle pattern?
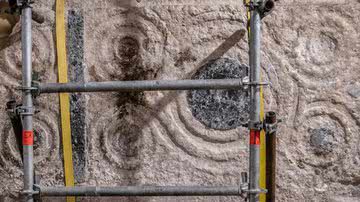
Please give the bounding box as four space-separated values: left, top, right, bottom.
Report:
89 107 155 171
89 8 167 81
289 11 357 81
156 55 285 167
0 25 55 82
0 110 59 171
155 58 252 163
293 102 358 168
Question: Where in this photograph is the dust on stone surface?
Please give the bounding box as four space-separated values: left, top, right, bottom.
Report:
0 0 359 201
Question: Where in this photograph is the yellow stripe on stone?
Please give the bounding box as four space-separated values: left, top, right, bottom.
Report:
56 0 75 202
259 83 266 202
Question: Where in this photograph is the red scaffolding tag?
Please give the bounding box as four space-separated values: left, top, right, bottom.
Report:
22 130 34 146
250 130 260 145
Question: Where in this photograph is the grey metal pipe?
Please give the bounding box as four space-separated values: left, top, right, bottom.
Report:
248 1 262 202
38 79 246 94
39 186 242 197
21 5 34 202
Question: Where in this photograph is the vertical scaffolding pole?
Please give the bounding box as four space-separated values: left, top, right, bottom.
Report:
248 1 262 202
21 4 34 202
265 112 277 202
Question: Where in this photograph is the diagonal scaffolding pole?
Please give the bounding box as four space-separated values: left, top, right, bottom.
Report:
21 3 34 202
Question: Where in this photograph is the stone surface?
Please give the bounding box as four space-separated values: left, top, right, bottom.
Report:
0 0 359 201
188 58 249 130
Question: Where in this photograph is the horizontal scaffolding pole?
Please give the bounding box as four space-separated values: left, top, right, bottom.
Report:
36 79 258 94
38 186 242 197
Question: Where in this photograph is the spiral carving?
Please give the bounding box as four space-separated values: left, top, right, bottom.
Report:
0 25 55 82
88 7 167 82
89 107 155 171
0 110 60 172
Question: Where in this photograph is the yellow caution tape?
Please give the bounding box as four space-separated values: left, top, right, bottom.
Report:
56 0 75 202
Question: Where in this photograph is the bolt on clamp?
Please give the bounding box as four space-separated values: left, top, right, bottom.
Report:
244 0 276 18
17 105 35 116
22 189 38 195
15 86 38 91
248 121 264 130
242 188 268 194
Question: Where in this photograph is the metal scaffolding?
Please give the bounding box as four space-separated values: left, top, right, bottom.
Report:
21 4 34 202
38 186 243 197
7 0 279 201
35 79 268 93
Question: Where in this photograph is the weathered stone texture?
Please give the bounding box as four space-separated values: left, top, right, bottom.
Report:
0 0 359 201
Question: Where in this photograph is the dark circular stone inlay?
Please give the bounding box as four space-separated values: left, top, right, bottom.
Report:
187 58 249 130
309 127 335 155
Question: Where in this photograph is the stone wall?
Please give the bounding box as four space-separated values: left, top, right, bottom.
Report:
0 0 359 201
